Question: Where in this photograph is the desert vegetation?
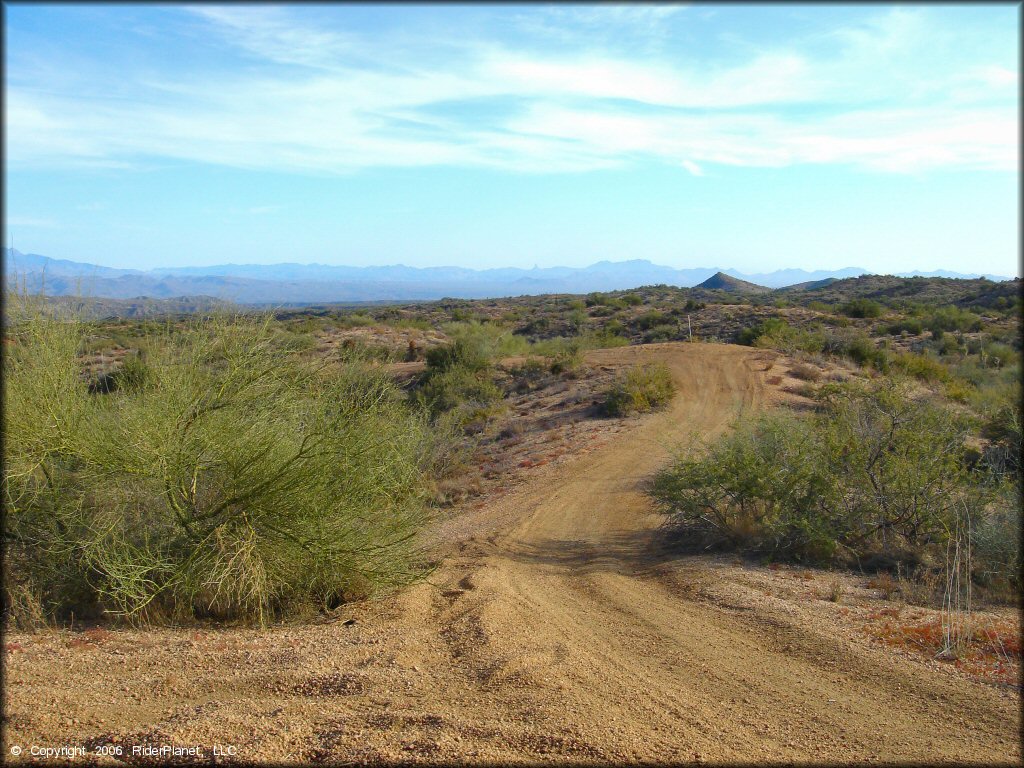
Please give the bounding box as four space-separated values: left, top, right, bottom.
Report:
602 363 676 416
5 274 1020 628
3 296 438 627
651 377 1020 600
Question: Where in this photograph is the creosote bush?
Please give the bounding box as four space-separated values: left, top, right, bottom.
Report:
603 363 676 416
4 297 434 627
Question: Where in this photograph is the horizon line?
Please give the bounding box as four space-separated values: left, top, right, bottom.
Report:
3 248 1016 281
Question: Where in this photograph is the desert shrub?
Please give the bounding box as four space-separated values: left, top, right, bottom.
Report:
890 351 950 383
515 316 549 337
508 357 550 393
740 318 825 355
737 318 784 346
823 329 889 370
441 320 531 360
643 323 679 343
425 337 490 374
415 361 503 419
943 379 974 403
981 341 1019 370
635 311 670 331
568 308 588 332
841 298 883 318
333 339 396 363
584 328 630 349
974 377 1021 477
886 317 924 336
417 323 509 425
388 317 432 331
546 338 585 375
3 299 434 626
652 379 998 566
845 334 886 368
601 319 627 338
970 486 1021 596
936 333 964 357
789 363 822 382
927 306 983 334
603 363 675 416
337 312 375 328
652 413 834 557
622 293 644 306
532 335 580 360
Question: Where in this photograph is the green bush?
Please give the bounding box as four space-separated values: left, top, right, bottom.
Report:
415 363 503 419
601 319 627 338
982 341 1018 369
440 320 530 361
635 311 670 331
416 322 510 425
824 329 889 370
652 379 995 565
584 328 630 349
4 300 433 626
927 306 983 334
652 413 836 558
739 318 825 355
338 312 375 328
643 323 678 343
970 486 1021 595
841 298 883 318
425 337 491 374
737 318 788 346
890 351 950 383
603 363 676 416
886 317 924 336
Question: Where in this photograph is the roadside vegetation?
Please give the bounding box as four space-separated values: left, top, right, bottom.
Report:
3 296 438 627
603 363 676 416
651 377 1020 601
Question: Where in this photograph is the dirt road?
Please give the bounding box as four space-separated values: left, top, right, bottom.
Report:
4 343 1019 764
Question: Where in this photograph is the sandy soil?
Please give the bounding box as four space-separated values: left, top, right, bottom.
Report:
3 343 1019 765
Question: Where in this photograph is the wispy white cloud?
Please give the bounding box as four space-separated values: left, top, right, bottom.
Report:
7 216 62 229
680 160 704 177
5 6 1017 176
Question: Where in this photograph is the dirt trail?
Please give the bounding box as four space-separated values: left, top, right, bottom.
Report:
4 343 1019 764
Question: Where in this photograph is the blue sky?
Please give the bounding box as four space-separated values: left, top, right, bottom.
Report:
4 3 1019 276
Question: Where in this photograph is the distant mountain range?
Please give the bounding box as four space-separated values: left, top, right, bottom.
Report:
3 249 1012 304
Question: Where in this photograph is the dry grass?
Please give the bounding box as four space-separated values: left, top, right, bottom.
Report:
827 579 844 603
789 363 822 382
868 572 900 600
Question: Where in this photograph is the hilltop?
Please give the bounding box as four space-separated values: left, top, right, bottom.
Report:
696 271 772 294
